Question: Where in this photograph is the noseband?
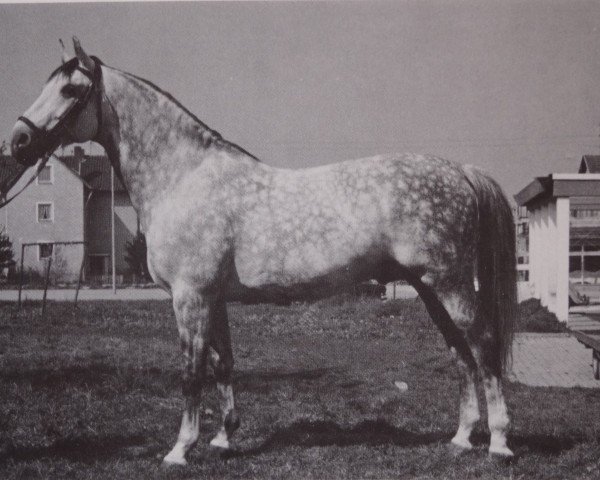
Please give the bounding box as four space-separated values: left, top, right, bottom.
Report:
17 56 104 155
1 57 104 209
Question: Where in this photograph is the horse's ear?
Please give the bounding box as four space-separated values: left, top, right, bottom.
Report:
59 39 70 64
72 36 95 71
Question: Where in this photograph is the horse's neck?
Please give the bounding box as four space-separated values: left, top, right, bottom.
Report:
99 66 256 223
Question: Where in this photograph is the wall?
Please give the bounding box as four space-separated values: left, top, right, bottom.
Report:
85 190 138 275
1 159 84 281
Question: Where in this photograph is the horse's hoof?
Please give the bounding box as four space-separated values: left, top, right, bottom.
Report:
161 454 188 467
209 436 231 451
449 438 473 456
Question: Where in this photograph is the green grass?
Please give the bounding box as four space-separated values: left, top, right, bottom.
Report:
0 297 599 479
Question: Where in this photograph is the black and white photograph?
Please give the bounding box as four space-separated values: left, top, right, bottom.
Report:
0 1 599 478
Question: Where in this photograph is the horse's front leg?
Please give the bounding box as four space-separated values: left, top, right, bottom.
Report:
163 288 210 466
208 300 240 451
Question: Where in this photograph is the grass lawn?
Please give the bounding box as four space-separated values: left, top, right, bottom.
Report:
0 297 599 479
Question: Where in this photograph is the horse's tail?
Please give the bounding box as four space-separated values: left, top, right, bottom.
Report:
463 165 517 374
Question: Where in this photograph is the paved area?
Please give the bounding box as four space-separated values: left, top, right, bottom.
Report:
509 332 600 388
569 312 600 331
0 288 170 301
385 283 418 299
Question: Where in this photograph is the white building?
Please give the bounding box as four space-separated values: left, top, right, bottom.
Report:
515 156 600 322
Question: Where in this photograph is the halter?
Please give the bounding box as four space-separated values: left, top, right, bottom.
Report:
0 56 104 209
17 56 104 158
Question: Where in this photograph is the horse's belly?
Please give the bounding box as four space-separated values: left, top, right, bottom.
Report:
231 228 389 301
229 248 383 304
234 245 365 287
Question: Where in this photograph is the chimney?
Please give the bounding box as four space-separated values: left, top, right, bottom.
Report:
74 146 85 175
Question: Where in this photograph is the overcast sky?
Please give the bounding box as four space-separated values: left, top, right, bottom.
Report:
0 0 599 197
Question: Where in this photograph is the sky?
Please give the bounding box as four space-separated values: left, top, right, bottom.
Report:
0 0 599 197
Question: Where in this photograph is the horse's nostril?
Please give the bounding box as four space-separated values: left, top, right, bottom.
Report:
17 132 31 148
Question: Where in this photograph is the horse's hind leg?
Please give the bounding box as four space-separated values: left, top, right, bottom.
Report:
207 300 240 451
407 276 480 451
481 370 511 457
469 334 513 457
451 355 480 451
163 288 210 466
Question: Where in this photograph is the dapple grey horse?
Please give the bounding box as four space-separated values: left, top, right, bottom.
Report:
8 38 517 466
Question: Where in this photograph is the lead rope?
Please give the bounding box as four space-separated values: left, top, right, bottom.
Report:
0 153 54 209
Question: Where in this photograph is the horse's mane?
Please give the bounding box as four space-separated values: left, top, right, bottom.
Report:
110 66 261 163
47 57 80 81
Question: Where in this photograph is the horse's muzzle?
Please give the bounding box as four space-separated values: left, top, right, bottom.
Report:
10 121 52 167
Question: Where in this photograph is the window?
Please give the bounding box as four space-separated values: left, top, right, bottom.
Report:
516 223 529 235
37 165 53 184
517 270 529 282
37 202 53 222
571 208 600 219
38 243 53 260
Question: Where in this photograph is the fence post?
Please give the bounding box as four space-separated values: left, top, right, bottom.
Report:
74 253 86 305
18 243 25 309
41 255 52 319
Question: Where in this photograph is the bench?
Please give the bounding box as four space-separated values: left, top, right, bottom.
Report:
570 329 600 380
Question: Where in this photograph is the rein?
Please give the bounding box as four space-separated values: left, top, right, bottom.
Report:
17 58 103 150
2 56 104 210
0 154 52 209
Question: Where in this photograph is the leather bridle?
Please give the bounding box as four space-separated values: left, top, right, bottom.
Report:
0 56 104 209
17 56 104 155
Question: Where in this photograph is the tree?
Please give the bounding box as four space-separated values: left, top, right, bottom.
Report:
124 231 149 281
0 228 14 266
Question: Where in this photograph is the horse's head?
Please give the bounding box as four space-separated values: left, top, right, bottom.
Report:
10 37 102 167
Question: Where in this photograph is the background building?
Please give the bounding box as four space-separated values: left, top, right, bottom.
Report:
515 205 529 283
515 155 600 322
0 147 138 283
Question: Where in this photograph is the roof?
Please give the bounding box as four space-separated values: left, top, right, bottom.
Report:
0 153 126 193
60 155 126 192
579 155 600 174
513 176 552 206
0 156 26 191
514 174 600 206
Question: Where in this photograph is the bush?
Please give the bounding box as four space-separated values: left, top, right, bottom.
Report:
515 298 565 333
15 267 46 287
124 232 149 281
0 228 14 266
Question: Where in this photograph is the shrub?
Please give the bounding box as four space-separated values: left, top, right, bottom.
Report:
0 229 15 282
124 232 149 281
0 228 14 267
516 298 565 333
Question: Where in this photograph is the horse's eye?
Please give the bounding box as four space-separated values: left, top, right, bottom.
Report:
60 84 78 98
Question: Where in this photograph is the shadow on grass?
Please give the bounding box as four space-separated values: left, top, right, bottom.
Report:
509 433 584 456
230 419 449 456
230 419 588 458
0 434 158 464
0 424 587 464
